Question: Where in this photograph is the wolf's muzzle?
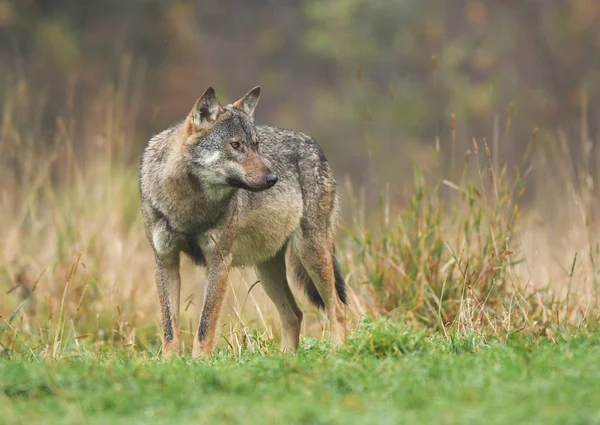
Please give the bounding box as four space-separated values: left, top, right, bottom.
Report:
226 172 278 192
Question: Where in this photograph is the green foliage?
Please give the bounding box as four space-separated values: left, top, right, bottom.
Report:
2 329 600 424
342 317 427 358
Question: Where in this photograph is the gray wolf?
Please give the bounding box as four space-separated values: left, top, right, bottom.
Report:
139 86 347 357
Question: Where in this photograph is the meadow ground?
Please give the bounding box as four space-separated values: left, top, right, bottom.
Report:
2 321 600 425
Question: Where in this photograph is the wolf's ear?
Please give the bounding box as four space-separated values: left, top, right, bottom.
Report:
232 86 261 118
186 87 223 134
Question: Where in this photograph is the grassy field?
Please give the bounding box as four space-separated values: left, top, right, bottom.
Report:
2 79 600 424
2 320 600 425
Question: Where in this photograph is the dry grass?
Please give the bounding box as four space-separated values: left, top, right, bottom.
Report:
0 77 357 358
342 110 600 340
1 76 599 359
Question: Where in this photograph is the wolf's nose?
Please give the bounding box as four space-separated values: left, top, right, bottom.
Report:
265 173 278 187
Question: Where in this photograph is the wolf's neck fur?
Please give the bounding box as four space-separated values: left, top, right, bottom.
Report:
159 151 236 235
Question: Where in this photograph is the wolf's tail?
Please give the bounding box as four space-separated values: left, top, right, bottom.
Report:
288 247 347 309
332 255 348 305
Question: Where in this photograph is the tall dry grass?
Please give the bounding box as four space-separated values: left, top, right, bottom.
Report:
342 93 600 340
0 76 300 358
1 74 599 359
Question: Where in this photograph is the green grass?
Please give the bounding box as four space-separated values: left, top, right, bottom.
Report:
2 320 599 425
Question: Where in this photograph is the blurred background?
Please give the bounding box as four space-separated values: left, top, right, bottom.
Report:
3 0 600 194
2 0 600 354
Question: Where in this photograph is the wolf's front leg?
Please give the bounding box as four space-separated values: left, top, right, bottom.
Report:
154 251 182 357
192 251 232 358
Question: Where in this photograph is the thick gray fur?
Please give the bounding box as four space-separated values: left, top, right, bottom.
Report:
139 86 347 357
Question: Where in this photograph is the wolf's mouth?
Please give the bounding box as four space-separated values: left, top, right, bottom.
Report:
226 176 277 192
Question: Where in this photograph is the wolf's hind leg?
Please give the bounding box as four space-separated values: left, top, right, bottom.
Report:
295 236 347 346
257 248 303 351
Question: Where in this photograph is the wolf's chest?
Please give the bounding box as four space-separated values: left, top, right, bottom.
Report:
197 194 303 266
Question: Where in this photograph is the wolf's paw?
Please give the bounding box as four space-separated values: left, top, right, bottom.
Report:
162 342 182 358
192 340 214 358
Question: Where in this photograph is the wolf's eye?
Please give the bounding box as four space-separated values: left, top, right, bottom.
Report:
230 141 241 150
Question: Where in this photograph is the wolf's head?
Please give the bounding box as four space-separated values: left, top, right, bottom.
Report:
182 86 277 192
